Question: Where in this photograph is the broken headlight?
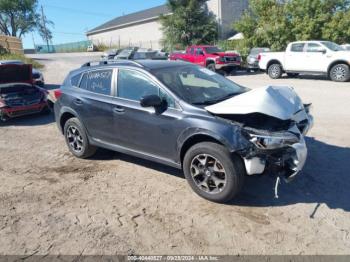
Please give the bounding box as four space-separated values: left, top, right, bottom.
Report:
243 129 299 150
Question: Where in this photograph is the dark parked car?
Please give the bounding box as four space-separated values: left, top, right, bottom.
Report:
54 60 313 203
246 47 270 71
0 60 45 87
0 64 49 121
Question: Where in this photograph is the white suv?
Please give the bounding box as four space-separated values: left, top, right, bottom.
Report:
259 41 350 82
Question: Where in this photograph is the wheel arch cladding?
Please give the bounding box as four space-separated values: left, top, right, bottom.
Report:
267 60 283 70
59 111 76 133
328 60 350 75
178 126 249 165
206 59 215 66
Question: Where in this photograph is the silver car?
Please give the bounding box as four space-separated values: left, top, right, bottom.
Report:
247 47 270 71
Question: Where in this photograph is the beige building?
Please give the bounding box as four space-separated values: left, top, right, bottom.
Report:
86 0 248 50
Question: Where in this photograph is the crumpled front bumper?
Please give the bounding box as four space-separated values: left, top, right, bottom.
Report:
242 113 313 181
244 137 308 180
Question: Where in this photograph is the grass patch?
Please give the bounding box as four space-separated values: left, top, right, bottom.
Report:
0 53 44 69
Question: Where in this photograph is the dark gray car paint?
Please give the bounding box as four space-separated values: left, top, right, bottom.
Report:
55 62 249 168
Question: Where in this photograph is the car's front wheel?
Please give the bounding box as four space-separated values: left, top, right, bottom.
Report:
329 64 350 82
206 63 216 72
64 117 97 158
183 142 245 203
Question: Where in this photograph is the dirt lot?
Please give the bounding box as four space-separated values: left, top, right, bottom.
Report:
0 53 349 256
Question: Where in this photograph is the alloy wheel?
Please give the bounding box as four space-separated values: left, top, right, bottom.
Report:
270 65 280 78
331 66 346 81
66 126 84 153
190 154 227 194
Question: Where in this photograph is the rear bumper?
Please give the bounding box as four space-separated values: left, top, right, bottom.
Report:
0 102 48 119
246 62 260 69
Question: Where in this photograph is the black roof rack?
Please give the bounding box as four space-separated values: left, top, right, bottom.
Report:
81 60 144 68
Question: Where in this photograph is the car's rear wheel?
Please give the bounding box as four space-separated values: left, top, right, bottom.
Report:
329 64 350 82
64 117 97 158
183 142 245 203
268 63 283 79
206 63 216 72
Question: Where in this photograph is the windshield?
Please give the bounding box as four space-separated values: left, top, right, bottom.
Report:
204 47 223 54
321 41 343 51
152 65 247 105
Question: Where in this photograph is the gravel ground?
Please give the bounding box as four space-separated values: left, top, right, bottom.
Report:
0 53 349 256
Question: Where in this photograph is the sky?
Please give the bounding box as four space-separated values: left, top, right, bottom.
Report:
23 0 165 48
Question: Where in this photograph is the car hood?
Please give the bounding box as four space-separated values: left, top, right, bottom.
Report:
205 86 305 120
208 52 239 57
0 64 33 85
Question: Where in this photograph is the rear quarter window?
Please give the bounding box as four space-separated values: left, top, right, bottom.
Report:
70 74 82 87
79 69 113 96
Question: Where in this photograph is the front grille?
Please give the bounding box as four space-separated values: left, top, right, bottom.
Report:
224 56 241 63
225 56 236 62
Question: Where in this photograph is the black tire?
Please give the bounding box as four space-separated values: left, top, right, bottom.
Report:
206 63 216 72
63 117 97 159
329 64 350 82
268 63 283 79
183 142 245 203
287 73 299 78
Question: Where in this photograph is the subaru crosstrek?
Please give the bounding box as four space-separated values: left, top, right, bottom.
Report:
54 60 313 203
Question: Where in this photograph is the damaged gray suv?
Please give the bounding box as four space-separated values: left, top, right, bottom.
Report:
55 60 313 203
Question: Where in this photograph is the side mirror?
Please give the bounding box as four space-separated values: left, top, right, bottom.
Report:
320 49 327 54
140 95 162 108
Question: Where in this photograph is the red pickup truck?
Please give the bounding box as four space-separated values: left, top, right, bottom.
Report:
169 45 241 73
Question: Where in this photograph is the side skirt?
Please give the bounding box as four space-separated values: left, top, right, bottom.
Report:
90 137 182 169
285 70 327 75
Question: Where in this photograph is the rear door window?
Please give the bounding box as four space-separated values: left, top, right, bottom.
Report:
79 69 113 96
291 43 305 52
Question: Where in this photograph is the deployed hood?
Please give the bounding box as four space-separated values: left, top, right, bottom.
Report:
205 86 305 120
0 64 33 85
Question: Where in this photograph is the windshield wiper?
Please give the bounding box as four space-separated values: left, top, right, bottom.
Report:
192 93 239 106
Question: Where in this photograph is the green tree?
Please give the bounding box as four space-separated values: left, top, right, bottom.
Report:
233 0 350 52
160 0 218 50
0 0 53 41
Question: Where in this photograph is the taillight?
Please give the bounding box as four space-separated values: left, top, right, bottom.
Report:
0 99 5 108
54 89 62 100
258 54 261 61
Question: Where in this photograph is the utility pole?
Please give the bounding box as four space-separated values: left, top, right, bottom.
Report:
41 5 50 53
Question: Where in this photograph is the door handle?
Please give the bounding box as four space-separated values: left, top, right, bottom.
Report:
113 106 125 114
74 99 83 105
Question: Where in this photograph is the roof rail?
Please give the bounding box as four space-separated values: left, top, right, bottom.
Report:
81 60 144 68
